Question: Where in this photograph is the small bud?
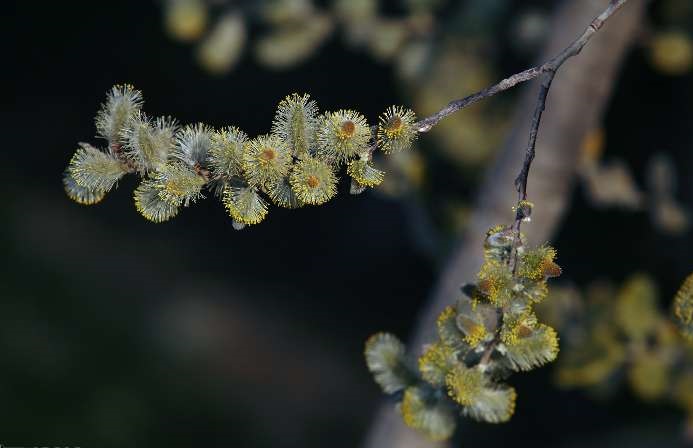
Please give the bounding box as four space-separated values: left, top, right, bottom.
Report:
513 200 534 222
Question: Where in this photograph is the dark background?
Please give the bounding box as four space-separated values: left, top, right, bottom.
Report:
2 1 693 447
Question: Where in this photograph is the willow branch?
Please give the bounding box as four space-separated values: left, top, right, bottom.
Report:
364 0 646 446
412 0 629 373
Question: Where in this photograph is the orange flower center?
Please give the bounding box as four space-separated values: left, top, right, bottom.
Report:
260 148 276 161
339 120 356 138
517 325 533 338
386 116 403 133
307 175 320 188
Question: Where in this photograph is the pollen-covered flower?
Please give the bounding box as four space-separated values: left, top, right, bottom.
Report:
266 176 302 209
501 311 538 346
63 171 106 205
317 110 371 163
458 316 489 348
174 123 213 165
96 84 143 145
134 179 180 223
377 106 417 154
242 134 292 186
503 324 559 371
455 299 495 348
445 364 484 407
121 113 178 173
477 260 514 306
271 93 319 158
401 387 457 441
446 365 516 423
518 245 560 281
222 185 269 225
209 126 248 178
419 342 455 387
347 158 385 187
518 280 549 305
289 157 337 205
153 162 207 207
68 142 127 192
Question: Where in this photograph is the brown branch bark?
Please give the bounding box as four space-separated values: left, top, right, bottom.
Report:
363 1 647 447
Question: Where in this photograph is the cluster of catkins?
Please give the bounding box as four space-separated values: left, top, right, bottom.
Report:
365 215 562 441
63 85 418 227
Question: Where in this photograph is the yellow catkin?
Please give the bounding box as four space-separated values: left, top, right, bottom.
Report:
418 342 453 386
445 365 483 406
477 260 513 305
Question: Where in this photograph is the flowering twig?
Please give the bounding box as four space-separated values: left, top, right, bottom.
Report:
418 0 629 373
365 0 646 443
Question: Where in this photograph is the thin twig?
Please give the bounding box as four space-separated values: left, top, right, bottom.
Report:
413 0 629 135
514 73 554 202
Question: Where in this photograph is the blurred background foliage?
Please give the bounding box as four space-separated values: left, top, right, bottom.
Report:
538 273 693 437
3 0 693 446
